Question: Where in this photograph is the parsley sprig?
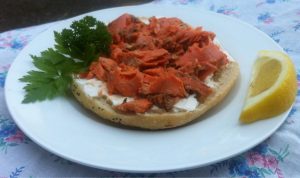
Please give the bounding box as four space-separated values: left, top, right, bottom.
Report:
20 16 112 103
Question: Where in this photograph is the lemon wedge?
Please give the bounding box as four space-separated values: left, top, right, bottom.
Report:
240 50 297 123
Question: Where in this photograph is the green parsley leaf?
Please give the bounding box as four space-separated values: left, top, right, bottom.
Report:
20 16 112 103
54 16 112 66
31 48 83 74
20 49 77 103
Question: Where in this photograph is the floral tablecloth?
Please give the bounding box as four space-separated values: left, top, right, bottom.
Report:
1 0 300 177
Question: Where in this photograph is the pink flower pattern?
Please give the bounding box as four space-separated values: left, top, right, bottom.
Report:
0 116 30 153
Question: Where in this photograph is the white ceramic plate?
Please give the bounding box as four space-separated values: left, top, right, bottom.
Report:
5 4 289 173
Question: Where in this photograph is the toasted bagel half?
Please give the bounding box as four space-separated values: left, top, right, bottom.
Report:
71 15 240 130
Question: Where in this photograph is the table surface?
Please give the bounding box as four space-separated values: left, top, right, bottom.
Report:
1 0 300 177
0 0 152 32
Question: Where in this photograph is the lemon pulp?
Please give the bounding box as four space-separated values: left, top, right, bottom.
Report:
240 50 297 123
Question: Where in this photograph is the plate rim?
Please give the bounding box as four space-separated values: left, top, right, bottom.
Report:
4 4 290 173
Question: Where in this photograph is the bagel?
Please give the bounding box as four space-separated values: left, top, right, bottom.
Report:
71 14 240 130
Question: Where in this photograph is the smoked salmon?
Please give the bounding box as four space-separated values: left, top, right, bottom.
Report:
114 99 153 113
84 14 229 113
